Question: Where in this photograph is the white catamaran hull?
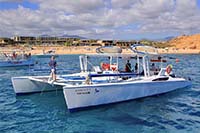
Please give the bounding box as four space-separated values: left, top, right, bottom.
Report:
11 76 63 95
11 72 88 95
63 78 191 111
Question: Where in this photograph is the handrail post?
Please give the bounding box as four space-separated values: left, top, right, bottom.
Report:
143 56 147 77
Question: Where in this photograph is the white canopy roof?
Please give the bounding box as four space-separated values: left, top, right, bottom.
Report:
85 53 144 58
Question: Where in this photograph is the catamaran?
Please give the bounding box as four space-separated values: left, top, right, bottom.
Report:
0 50 34 67
11 45 191 112
36 49 58 58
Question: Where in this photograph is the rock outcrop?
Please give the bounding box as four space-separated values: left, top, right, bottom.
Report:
168 34 200 50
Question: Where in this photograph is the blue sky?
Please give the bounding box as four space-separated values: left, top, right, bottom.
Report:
198 0 200 8
0 0 200 40
0 0 38 10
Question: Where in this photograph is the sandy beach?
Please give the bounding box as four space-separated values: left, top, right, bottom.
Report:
0 46 200 55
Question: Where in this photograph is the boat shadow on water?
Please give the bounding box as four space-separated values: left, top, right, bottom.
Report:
15 91 67 112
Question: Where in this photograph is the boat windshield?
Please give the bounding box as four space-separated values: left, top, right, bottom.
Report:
82 53 144 74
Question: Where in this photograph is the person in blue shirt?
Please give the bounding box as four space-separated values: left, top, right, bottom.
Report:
48 56 57 81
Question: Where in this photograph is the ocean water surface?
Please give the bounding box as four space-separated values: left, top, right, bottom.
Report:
0 54 200 132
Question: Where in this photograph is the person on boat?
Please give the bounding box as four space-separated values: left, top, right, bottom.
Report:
28 53 31 59
125 60 132 72
150 63 159 75
135 63 138 72
22 51 28 59
3 53 8 58
24 53 28 59
12 51 17 60
48 56 57 81
151 63 157 71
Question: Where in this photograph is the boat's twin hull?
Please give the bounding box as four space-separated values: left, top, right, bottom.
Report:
11 73 86 95
12 77 62 95
12 76 191 112
63 80 191 111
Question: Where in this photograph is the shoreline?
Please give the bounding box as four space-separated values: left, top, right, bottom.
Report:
0 46 200 55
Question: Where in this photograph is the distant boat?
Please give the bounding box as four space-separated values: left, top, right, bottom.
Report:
0 50 34 67
150 59 167 62
36 50 59 58
150 56 167 62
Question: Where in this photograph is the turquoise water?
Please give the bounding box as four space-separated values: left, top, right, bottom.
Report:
0 54 200 132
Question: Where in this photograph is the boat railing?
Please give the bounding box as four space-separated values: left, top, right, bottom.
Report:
88 72 139 78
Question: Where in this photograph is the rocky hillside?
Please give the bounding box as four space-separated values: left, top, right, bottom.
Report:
167 34 200 49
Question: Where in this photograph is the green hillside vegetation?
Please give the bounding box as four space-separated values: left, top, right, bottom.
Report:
140 39 171 48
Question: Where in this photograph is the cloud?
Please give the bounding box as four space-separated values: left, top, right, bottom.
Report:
0 0 200 39
111 0 138 8
31 0 105 14
137 0 200 33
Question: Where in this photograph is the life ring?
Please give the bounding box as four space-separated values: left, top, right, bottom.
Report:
166 65 172 75
101 63 110 70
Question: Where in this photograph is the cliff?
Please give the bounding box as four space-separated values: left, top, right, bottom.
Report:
168 34 200 50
